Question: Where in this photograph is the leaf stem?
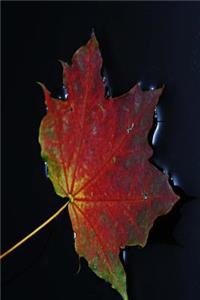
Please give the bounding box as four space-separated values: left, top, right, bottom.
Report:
0 200 70 260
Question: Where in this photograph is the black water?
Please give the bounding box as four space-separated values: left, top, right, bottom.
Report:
2 2 200 300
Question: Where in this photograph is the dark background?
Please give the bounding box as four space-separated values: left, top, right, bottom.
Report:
1 2 200 300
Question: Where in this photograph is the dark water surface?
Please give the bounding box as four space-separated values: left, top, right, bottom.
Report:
2 2 200 300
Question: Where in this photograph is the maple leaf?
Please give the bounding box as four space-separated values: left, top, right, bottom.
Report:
38 33 179 300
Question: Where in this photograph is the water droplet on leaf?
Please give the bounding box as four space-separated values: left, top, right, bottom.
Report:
52 85 68 100
44 162 48 178
127 123 134 134
143 192 148 200
122 250 126 263
102 68 112 98
152 122 160 145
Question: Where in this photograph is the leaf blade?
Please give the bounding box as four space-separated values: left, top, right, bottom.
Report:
39 33 179 300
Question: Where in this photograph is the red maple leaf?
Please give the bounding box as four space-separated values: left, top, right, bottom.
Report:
39 33 179 300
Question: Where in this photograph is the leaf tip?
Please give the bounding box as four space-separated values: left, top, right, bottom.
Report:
36 81 52 108
58 59 69 69
89 29 99 48
35 80 42 86
161 83 165 92
36 81 49 96
58 59 70 86
91 27 95 36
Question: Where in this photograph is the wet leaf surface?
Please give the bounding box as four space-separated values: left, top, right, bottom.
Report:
39 34 179 299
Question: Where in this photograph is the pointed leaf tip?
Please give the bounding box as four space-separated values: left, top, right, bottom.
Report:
88 30 99 48
58 59 70 87
36 82 52 108
57 59 69 69
36 81 46 90
91 27 95 35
